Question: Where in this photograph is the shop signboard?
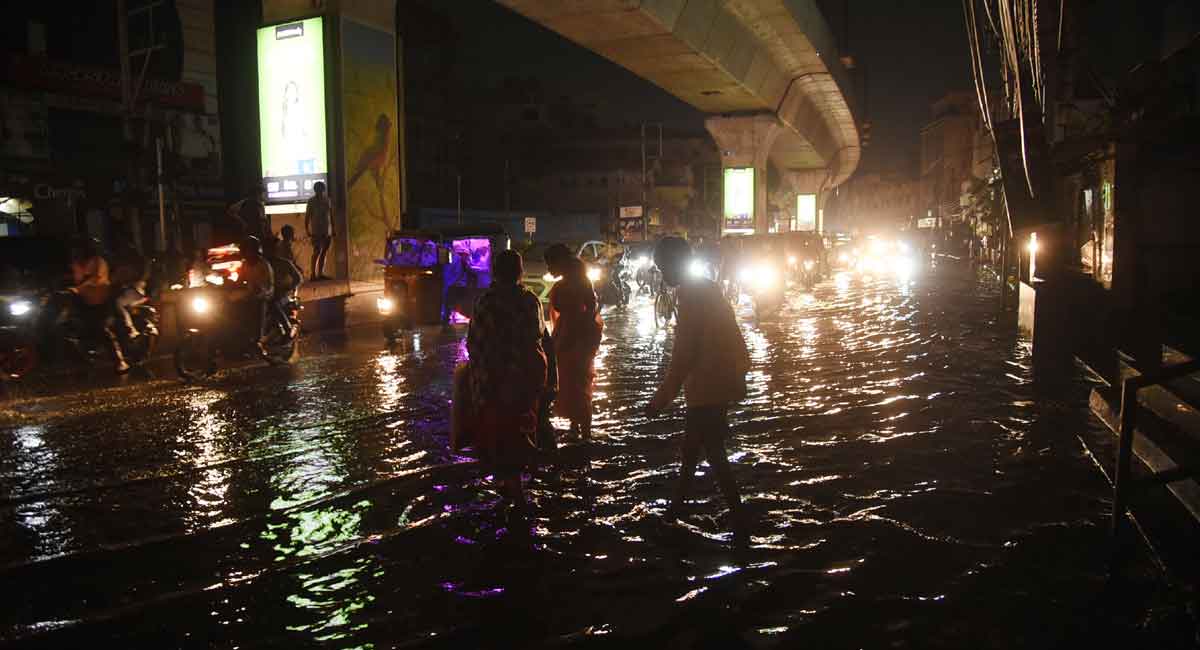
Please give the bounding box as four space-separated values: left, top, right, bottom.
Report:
722 167 754 234
1 54 204 111
257 17 328 204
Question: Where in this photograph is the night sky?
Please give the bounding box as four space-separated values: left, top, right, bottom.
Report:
444 0 972 174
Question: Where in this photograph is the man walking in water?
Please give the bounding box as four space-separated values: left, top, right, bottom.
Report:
646 236 750 538
305 181 334 280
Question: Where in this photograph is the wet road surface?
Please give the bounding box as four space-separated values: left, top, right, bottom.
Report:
0 264 1187 648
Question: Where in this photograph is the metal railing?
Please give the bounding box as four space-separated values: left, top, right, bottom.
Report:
1110 357 1200 543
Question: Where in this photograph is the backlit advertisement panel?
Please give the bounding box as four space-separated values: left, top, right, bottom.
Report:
795 193 816 232
722 167 754 233
257 17 328 203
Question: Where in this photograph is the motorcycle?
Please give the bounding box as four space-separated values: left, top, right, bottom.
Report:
0 294 39 379
590 256 631 309
788 255 819 289
738 262 785 319
630 256 661 296
174 285 300 381
50 290 159 372
114 285 160 366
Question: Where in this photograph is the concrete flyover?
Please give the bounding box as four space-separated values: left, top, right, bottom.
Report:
496 0 861 232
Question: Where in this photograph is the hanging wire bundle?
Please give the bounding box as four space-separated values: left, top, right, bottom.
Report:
963 0 1048 196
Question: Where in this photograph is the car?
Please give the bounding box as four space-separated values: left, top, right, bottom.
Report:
518 242 558 307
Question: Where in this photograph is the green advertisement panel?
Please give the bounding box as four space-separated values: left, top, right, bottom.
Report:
722 167 754 234
795 193 817 232
342 19 400 281
257 17 328 204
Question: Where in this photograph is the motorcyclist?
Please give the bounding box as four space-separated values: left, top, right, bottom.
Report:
230 236 274 354
109 241 149 344
266 227 303 338
68 237 129 373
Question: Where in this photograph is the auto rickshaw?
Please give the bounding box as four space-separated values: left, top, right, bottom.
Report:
376 224 510 340
376 231 447 340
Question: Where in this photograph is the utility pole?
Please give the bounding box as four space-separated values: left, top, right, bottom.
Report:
641 122 662 237
117 0 168 253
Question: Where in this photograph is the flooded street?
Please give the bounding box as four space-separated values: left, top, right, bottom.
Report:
0 265 1173 648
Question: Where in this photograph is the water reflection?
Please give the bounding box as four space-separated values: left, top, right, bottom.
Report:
0 265 1135 648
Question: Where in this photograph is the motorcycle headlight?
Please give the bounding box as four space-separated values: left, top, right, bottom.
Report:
191 296 211 315
8 300 33 317
586 266 602 283
787 255 798 266
204 273 225 286
752 265 777 289
688 259 706 278
838 252 850 263
634 256 649 269
376 297 395 314
542 272 559 283
803 260 815 271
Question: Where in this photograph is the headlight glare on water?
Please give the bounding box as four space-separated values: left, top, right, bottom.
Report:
8 300 33 317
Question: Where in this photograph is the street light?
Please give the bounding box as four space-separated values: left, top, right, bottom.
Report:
1027 232 1038 279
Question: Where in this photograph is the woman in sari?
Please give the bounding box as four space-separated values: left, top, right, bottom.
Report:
545 244 603 441
462 250 547 506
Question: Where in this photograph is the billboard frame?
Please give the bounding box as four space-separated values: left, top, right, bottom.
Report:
721 167 755 235
256 14 334 207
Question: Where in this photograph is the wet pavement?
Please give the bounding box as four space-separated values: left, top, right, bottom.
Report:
0 264 1192 648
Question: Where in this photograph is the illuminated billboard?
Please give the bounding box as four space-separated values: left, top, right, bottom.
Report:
795 193 817 232
722 167 754 233
257 17 328 204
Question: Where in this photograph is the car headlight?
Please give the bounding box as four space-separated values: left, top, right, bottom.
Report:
204 273 224 286
377 297 395 314
542 272 559 283
191 296 211 314
803 260 815 271
586 266 602 283
8 300 33 317
688 259 706 278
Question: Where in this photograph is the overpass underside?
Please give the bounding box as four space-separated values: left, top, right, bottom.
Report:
497 0 861 233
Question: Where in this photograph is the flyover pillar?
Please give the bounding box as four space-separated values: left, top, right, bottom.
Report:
705 115 782 235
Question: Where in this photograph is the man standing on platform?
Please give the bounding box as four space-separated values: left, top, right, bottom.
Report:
305 181 335 280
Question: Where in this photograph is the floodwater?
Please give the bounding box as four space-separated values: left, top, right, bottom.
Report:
0 264 1184 648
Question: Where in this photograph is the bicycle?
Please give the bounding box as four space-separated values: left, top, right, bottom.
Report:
654 284 677 328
